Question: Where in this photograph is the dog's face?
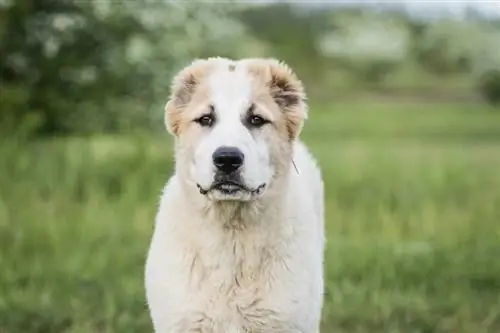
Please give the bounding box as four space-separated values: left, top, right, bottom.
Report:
165 58 308 202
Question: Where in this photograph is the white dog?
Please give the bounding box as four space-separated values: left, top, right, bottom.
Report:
145 57 325 333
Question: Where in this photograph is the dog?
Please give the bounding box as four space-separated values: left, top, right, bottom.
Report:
145 57 325 332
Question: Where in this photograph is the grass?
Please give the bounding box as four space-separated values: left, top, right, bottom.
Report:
1 102 500 333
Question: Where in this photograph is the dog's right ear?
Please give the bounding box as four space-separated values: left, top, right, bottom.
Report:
164 60 211 136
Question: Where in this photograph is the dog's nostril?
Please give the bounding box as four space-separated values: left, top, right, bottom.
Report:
212 146 244 174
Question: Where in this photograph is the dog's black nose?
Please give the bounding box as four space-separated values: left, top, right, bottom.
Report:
212 146 244 174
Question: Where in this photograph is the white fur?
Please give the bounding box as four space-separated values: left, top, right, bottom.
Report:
192 62 272 201
145 58 325 333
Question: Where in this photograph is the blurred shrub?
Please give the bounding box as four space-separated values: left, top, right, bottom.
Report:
463 24 500 106
414 20 484 74
478 70 500 105
319 10 409 85
0 0 251 137
237 4 330 82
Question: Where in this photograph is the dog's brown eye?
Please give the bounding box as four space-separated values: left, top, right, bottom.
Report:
195 114 215 127
248 115 267 128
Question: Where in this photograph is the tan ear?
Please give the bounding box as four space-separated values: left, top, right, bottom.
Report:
164 100 179 136
268 60 308 140
164 59 212 136
248 59 308 140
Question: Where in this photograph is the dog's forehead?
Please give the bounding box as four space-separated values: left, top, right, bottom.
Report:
206 61 253 114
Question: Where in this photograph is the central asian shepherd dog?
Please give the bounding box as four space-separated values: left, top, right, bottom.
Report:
145 57 325 333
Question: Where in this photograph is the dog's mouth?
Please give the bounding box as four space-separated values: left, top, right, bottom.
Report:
196 181 266 196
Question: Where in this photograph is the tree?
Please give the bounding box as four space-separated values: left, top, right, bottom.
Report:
0 0 251 136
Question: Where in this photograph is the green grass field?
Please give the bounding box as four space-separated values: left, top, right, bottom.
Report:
1 103 500 333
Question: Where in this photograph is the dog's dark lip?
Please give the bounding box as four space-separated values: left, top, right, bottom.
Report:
196 183 209 195
196 182 266 196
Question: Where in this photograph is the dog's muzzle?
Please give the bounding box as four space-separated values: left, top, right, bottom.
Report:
196 146 266 198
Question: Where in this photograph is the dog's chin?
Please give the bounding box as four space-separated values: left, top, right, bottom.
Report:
196 182 266 202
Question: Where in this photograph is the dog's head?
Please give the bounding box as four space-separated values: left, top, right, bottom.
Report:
165 57 307 201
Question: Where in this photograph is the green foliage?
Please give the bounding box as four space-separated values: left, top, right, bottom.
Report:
2 1 500 134
0 0 250 137
237 4 330 81
1 104 500 332
319 10 409 84
478 69 500 105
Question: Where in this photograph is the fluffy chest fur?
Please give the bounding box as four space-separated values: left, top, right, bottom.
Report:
169 224 302 332
145 172 322 333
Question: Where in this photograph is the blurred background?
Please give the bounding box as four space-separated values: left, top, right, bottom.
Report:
1 0 500 332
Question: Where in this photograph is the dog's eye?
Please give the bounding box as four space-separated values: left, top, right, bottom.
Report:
248 115 268 128
195 114 215 127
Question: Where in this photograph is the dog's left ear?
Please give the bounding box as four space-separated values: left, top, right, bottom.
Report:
252 59 308 140
269 61 308 140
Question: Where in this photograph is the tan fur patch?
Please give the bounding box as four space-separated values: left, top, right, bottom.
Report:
228 64 236 72
245 59 307 140
165 59 215 136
